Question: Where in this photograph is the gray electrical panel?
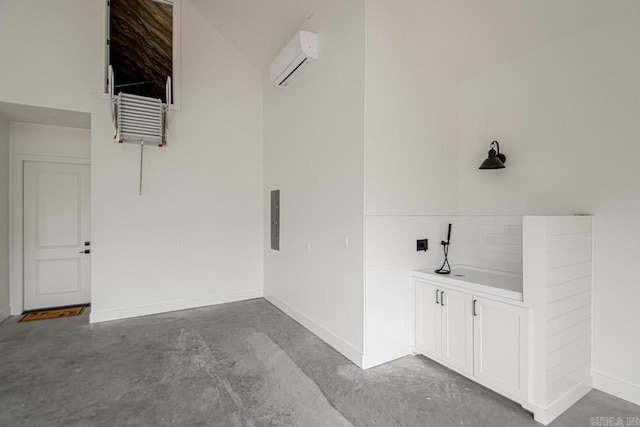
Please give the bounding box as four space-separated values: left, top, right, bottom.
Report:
270 190 280 250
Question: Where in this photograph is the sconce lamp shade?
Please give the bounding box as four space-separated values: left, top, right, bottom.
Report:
479 141 506 169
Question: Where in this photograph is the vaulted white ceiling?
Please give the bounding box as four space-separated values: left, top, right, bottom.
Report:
190 0 638 79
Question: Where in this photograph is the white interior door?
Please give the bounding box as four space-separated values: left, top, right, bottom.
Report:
24 162 91 310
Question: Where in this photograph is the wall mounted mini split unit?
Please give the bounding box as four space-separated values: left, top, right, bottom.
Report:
270 31 318 88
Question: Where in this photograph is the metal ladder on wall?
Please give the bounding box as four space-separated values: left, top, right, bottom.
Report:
109 65 171 195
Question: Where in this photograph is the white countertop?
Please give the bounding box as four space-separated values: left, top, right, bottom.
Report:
411 265 523 301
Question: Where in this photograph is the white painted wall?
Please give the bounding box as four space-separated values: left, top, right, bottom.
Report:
90 1 264 321
0 0 264 321
263 0 366 364
9 122 91 313
362 0 459 366
459 10 640 403
364 0 459 216
10 122 91 159
0 116 10 321
0 0 103 113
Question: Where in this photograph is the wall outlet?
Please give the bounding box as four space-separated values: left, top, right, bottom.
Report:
416 239 428 252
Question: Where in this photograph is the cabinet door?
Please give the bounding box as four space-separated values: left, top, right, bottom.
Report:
415 281 441 359
473 297 528 401
441 288 474 375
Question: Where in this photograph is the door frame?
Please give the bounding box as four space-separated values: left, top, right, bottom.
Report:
10 154 90 314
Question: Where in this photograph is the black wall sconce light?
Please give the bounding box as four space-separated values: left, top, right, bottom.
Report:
479 140 506 169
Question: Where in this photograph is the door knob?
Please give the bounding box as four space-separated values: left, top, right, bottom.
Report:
79 249 91 254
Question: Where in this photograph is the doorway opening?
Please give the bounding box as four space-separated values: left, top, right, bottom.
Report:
2 103 91 316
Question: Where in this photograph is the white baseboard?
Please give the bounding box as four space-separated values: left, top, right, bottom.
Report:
529 377 592 425
264 294 364 367
361 349 410 369
89 288 263 323
0 306 10 323
593 371 640 406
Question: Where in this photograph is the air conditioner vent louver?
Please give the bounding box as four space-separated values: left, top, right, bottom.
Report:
278 58 309 87
270 31 318 89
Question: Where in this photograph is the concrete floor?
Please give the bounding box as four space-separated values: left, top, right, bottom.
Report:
0 299 638 426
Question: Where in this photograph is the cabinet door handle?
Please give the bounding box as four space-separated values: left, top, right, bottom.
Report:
441 291 445 306
436 289 439 305
473 299 477 316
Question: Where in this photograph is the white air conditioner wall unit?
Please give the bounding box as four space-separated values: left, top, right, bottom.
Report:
270 31 318 88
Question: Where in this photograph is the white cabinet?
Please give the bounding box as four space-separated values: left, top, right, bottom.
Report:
473 296 528 402
441 288 473 375
412 216 592 425
415 281 441 359
414 280 527 404
414 283 473 375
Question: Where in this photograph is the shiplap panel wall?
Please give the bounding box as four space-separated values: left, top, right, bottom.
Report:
544 217 592 402
524 216 593 424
